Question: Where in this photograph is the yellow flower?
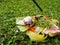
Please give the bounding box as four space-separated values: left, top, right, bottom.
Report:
26 31 47 42
51 19 59 24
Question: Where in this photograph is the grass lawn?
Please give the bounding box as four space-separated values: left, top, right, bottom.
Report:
0 0 60 45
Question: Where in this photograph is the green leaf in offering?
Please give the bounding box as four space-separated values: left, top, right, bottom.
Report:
37 18 52 29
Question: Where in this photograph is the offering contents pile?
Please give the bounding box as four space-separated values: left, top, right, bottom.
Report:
16 15 60 42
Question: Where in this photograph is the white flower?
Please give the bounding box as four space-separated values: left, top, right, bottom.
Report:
23 16 33 25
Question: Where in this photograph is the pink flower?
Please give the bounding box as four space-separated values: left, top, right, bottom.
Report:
44 24 60 36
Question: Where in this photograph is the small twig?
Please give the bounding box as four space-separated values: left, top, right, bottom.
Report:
32 0 43 11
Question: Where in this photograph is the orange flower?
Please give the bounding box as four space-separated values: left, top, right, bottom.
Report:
29 27 35 32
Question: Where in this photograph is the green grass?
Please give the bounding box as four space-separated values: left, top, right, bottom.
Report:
0 0 60 45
